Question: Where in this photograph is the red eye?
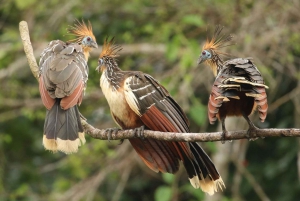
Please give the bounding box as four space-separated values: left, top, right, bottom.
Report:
202 51 206 55
87 37 91 41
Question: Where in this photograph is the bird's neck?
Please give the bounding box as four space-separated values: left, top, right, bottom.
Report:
83 47 91 60
101 60 123 90
209 54 224 77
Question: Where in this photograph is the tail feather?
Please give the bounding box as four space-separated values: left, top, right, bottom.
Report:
43 99 85 154
188 142 225 195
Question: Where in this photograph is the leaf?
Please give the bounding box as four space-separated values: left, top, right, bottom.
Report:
182 15 204 27
14 0 36 9
162 173 174 184
189 104 206 126
154 186 172 201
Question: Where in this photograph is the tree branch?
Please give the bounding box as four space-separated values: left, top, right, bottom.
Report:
19 20 300 143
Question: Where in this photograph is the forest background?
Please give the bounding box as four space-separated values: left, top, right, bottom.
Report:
1 0 300 200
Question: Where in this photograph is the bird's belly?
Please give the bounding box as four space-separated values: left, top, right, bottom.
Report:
100 76 142 128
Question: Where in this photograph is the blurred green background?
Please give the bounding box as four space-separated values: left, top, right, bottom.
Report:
1 0 300 200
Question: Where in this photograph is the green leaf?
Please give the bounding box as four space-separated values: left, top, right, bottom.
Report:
182 15 204 27
162 173 174 184
189 104 206 126
14 0 36 9
155 186 172 201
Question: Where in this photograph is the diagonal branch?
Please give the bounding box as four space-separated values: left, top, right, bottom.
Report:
19 20 300 143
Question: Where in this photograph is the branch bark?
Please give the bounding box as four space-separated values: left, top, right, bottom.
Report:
19 20 300 143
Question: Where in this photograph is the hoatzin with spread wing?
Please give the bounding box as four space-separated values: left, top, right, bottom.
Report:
197 26 268 141
39 20 97 154
96 37 225 195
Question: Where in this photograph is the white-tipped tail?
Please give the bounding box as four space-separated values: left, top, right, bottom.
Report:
189 174 225 195
43 134 85 154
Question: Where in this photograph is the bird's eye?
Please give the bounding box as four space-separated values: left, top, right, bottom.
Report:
87 37 91 41
202 51 206 55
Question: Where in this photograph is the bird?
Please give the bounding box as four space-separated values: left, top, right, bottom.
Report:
197 25 268 142
38 20 98 154
96 37 225 195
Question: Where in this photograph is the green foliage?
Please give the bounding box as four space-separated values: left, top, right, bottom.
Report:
154 186 172 201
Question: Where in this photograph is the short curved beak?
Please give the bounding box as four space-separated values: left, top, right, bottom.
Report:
197 56 204 65
91 41 98 48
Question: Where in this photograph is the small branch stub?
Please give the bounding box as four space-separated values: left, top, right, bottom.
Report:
19 21 40 81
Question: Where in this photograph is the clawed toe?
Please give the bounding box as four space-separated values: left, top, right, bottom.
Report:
134 125 145 140
246 126 259 141
105 127 121 141
221 131 228 144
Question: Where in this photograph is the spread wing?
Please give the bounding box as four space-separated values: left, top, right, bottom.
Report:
39 40 88 110
208 58 268 124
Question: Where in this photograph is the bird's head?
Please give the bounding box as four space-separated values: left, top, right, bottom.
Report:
68 20 98 59
96 37 122 73
197 25 233 76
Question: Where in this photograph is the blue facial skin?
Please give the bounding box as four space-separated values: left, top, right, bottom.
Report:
198 50 212 64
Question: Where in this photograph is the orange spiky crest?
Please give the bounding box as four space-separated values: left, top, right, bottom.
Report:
99 37 122 59
202 25 233 57
201 25 233 76
68 19 96 44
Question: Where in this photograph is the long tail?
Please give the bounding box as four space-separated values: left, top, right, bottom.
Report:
43 99 85 154
129 138 224 195
188 142 225 195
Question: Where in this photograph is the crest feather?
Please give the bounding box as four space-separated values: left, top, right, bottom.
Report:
99 37 122 58
68 19 96 43
203 25 233 56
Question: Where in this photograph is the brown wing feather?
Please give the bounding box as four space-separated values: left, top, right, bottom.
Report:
38 40 88 154
39 40 88 109
124 72 224 193
209 58 268 122
39 76 55 110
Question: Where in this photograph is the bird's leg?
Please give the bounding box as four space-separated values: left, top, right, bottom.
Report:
221 117 228 144
242 113 259 140
105 127 121 142
134 125 145 140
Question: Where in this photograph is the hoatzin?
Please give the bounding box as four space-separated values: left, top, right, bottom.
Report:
96 37 225 195
197 26 268 141
39 20 98 154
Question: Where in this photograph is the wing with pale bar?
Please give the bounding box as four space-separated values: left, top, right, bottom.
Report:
124 73 225 195
208 58 268 124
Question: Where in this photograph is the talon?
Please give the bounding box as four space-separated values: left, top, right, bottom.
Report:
134 125 145 140
105 127 120 142
221 130 228 144
246 126 259 141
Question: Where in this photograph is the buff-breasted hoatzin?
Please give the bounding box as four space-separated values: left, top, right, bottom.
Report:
197 26 268 142
96 37 225 195
39 20 98 154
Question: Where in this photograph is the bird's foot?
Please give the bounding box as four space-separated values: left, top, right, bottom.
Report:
221 130 228 144
246 126 259 141
134 125 145 140
105 127 121 142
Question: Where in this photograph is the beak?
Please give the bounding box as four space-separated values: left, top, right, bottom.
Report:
197 56 205 65
91 40 98 48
